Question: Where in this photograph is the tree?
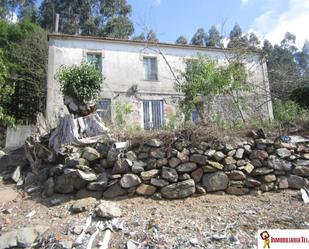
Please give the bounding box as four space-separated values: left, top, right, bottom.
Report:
0 20 48 123
281 32 297 53
176 56 252 123
132 32 145 41
206 25 222 48
0 49 15 127
0 0 22 20
146 29 158 42
18 0 36 23
191 28 207 46
227 24 249 48
248 32 260 49
175 35 187 45
38 0 134 38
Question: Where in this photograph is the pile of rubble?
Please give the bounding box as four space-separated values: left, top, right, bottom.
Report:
12 129 309 199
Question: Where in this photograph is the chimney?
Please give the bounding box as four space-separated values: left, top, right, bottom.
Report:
54 13 59 33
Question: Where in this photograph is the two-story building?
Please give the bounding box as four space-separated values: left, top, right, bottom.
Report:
46 33 273 129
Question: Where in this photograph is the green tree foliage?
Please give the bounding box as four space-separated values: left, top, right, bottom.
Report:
175 35 188 45
132 32 145 41
0 49 15 127
18 0 36 23
55 61 104 104
0 20 47 123
191 28 207 46
248 32 260 49
38 0 134 39
146 29 158 42
0 0 22 19
176 56 251 122
206 25 222 48
227 24 249 48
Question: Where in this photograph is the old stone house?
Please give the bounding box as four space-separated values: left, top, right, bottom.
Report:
46 33 273 129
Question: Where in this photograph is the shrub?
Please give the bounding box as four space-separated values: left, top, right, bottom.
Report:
55 61 104 104
113 100 133 127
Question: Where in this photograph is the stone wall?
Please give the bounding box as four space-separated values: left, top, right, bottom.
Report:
26 133 309 199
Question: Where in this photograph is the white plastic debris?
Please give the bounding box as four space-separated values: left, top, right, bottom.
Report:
26 210 36 219
75 213 93 245
301 188 309 204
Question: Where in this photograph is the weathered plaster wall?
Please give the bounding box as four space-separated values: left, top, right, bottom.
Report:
46 35 273 127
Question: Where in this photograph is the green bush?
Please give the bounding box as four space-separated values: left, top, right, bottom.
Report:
113 100 133 127
56 61 104 104
273 100 309 125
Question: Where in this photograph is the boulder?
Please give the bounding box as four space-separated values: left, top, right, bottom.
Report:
54 174 75 194
223 156 236 165
229 170 246 180
120 174 141 188
125 151 137 162
71 197 97 213
145 139 163 147
132 160 146 173
11 166 21 183
157 158 168 168
107 150 118 167
103 182 127 198
42 178 54 197
226 186 249 195
161 167 178 182
278 176 289 189
276 148 291 158
206 160 224 170
213 151 225 161
244 177 261 187
190 154 207 165
161 179 195 199
191 168 204 183
141 169 160 181
287 175 309 189
168 157 181 168
146 158 157 170
293 166 309 176
243 163 254 174
82 147 100 162
202 172 229 192
176 162 197 173
267 155 292 171
136 184 156 196
86 173 108 191
205 149 216 157
251 167 274 176
177 148 190 162
249 150 268 160
76 170 97 181
96 201 122 218
235 148 245 159
260 174 276 183
150 178 169 187
149 149 166 159
112 159 130 174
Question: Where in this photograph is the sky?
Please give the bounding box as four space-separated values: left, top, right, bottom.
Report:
127 0 309 48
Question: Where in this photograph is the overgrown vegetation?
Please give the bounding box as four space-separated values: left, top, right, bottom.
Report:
56 62 104 104
112 100 133 127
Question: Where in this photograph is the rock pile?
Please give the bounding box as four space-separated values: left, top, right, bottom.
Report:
21 132 309 199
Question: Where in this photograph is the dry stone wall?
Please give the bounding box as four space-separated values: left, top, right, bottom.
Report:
27 133 309 199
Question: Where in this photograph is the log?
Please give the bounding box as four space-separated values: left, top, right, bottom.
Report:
49 113 109 153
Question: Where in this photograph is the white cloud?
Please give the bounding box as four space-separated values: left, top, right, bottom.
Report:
153 0 162 6
253 0 309 47
241 0 251 5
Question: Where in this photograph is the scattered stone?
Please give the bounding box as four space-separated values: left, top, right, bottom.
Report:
213 151 225 161
251 167 274 176
244 177 261 187
132 160 146 173
150 178 169 187
82 147 100 162
145 139 162 147
196 185 206 194
229 170 246 180
202 172 229 192
161 179 195 199
141 169 160 181
11 165 21 183
235 148 244 159
103 183 127 198
190 154 207 165
161 167 178 182
249 150 268 160
120 174 142 188
136 184 156 196
96 201 122 218
206 160 224 170
76 170 97 181
276 148 292 158
71 197 97 213
293 166 309 176
168 157 181 168
243 163 254 174
0 225 49 249
86 173 108 191
260 174 276 183
176 162 197 172
287 175 309 189
267 155 292 171
191 168 203 183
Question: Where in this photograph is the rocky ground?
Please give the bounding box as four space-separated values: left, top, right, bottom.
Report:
0 182 308 249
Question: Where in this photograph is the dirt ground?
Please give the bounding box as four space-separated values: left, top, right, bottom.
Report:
0 182 309 249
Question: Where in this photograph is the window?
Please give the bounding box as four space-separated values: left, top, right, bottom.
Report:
87 53 102 72
96 99 111 123
143 100 163 130
143 57 158 80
